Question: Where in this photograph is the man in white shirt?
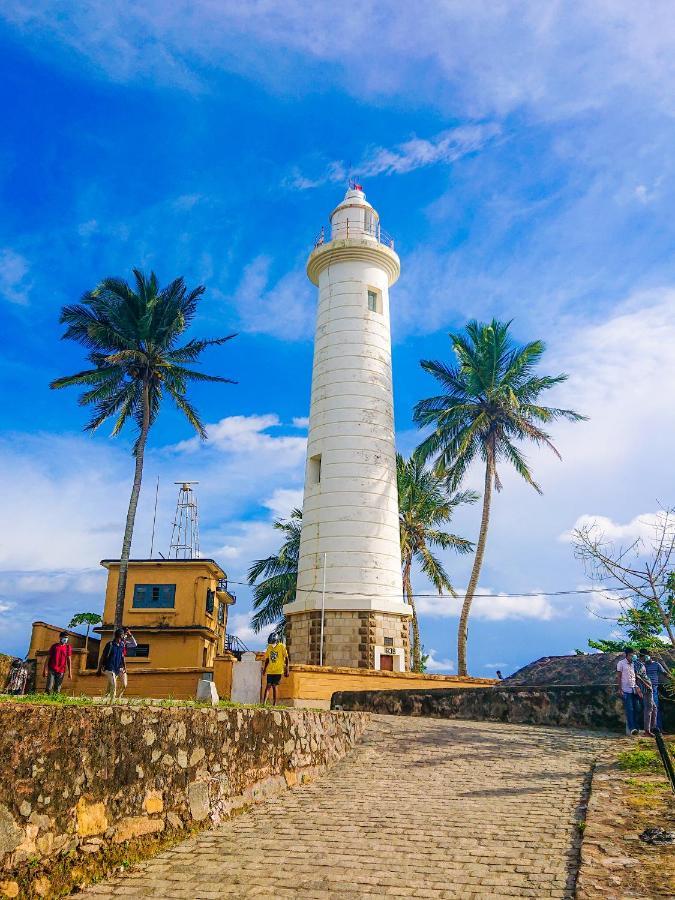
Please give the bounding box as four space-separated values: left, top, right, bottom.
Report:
616 648 640 736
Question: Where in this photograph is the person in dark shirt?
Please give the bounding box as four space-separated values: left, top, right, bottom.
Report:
98 628 127 699
43 632 73 694
639 649 670 732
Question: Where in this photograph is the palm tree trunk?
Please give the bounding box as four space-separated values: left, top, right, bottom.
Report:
403 556 421 671
114 383 151 627
457 457 493 676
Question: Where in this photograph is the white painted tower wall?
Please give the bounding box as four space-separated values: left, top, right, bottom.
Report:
285 189 409 655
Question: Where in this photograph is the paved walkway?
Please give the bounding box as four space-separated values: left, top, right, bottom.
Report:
86 716 611 899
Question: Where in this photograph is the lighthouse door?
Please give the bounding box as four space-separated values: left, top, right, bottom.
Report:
379 654 394 671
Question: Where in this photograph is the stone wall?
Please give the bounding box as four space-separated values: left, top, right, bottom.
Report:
0 656 13 690
286 610 410 668
331 684 675 732
0 702 368 890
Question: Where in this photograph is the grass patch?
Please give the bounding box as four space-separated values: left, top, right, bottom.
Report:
0 692 94 706
624 777 668 794
617 737 675 774
14 826 197 899
617 746 662 772
0 693 291 711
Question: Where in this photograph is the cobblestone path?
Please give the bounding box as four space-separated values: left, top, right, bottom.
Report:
87 716 611 899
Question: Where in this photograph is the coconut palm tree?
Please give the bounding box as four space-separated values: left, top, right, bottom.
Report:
414 319 585 675
397 453 476 671
248 509 302 633
50 270 236 627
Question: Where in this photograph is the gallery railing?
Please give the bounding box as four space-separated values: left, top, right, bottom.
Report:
313 220 395 250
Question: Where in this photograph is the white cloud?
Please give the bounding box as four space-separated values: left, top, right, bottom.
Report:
229 256 314 340
425 649 455 673
483 662 507 669
6 3 675 122
0 412 307 655
262 488 303 519
415 588 556 622
0 248 31 305
227 611 265 650
174 413 306 464
561 511 667 545
291 125 500 188
292 417 309 428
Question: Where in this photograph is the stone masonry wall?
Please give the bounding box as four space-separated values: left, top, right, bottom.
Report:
0 702 368 886
332 684 675 732
286 610 409 668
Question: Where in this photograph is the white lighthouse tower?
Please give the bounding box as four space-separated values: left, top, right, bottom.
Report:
284 186 411 671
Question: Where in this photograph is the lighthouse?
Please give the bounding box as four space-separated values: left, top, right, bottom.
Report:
284 186 411 671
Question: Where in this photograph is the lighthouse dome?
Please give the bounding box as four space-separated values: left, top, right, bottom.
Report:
330 186 379 242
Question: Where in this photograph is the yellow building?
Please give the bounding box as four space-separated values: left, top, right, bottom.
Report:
97 558 236 669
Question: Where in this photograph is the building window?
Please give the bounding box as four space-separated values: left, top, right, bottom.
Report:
217 602 225 625
384 637 394 647
132 584 176 609
367 289 381 313
206 588 215 615
127 643 150 658
309 453 322 485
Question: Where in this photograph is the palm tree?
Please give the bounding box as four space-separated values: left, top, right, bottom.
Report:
414 319 585 675
50 270 236 627
397 454 476 671
247 509 302 633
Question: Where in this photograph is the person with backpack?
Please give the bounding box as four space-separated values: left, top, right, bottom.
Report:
97 628 127 699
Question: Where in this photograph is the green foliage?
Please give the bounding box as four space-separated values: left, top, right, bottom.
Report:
247 509 302 633
68 612 102 629
413 318 584 673
418 648 430 673
413 318 585 491
588 583 674 653
397 453 476 671
50 270 236 448
617 745 662 773
397 453 476 594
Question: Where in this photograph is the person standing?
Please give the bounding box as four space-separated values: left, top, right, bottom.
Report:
43 632 73 694
616 648 640 736
640 649 669 732
633 651 656 736
5 659 28 695
262 633 289 706
97 628 127 700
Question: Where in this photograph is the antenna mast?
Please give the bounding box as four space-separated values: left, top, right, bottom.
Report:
168 482 200 559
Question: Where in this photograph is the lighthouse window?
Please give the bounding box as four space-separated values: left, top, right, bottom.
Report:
367 289 381 313
309 453 322 485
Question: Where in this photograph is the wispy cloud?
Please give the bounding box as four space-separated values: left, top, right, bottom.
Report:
229 256 315 340
6 3 675 121
0 248 31 305
290 125 500 189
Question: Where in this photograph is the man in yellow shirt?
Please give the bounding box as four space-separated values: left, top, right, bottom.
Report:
262 633 289 705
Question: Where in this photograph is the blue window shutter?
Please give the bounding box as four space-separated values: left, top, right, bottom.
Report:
160 584 176 607
133 584 175 608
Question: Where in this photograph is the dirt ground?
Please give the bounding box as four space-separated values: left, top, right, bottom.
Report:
577 738 675 899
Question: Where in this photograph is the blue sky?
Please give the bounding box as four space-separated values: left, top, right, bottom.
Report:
1 3 674 674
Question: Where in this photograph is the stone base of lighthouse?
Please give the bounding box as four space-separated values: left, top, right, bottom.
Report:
286 610 410 671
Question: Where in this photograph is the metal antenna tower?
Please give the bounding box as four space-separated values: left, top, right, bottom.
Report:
168 482 200 559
